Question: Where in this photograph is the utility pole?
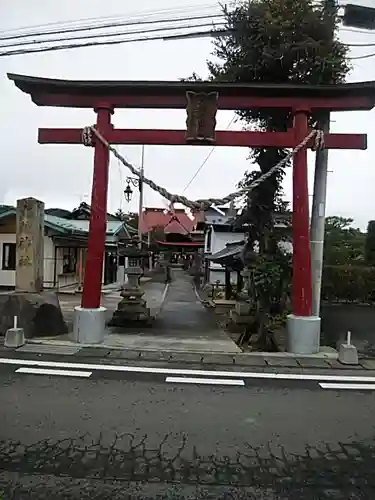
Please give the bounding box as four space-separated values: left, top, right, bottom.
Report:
310 0 336 317
138 144 145 249
310 1 375 316
123 145 145 281
123 145 145 247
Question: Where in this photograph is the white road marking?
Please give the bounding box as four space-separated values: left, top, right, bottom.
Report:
319 382 375 391
1 357 374 383
166 376 245 386
15 367 92 378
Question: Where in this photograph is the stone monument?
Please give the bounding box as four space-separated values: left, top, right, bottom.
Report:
0 198 67 340
16 197 44 292
109 245 151 326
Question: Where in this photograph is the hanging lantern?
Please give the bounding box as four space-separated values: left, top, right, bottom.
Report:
124 182 133 203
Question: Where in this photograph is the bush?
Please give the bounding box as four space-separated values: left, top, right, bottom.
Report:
322 265 375 303
365 220 375 265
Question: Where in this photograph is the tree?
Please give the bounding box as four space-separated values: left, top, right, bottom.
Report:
115 209 139 231
204 0 350 350
115 208 126 221
364 221 375 265
324 216 365 265
126 212 139 231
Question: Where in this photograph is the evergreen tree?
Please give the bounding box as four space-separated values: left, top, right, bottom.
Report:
203 0 350 349
365 220 375 265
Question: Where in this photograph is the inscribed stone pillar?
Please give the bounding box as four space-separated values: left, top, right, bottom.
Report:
16 197 44 293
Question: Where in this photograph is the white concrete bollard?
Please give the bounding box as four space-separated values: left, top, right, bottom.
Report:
338 330 359 365
4 315 25 348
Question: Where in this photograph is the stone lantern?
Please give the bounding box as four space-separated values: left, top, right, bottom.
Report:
109 244 151 326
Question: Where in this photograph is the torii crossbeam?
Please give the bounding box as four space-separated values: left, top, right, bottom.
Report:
8 73 375 350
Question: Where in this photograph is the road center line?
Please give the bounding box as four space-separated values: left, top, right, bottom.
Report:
166 376 245 386
319 382 375 390
15 367 92 378
1 357 375 383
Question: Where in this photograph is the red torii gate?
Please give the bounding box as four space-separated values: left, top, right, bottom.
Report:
8 74 375 345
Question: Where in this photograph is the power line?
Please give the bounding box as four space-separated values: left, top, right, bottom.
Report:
0 3 217 33
341 27 375 35
346 42 375 47
1 5 375 58
3 25 375 58
0 18 224 50
0 5 221 40
0 26 225 57
182 116 236 195
0 3 218 34
348 51 375 60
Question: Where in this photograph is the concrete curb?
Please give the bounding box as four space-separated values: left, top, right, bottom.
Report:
3 336 375 371
23 338 339 366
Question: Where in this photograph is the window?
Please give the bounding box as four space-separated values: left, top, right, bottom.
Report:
2 243 16 271
62 248 77 274
206 228 212 253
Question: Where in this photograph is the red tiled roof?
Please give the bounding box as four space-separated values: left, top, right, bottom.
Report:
141 208 203 235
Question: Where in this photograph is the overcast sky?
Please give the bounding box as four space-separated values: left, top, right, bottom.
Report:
1 0 375 229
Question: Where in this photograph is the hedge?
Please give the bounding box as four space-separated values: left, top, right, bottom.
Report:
322 265 375 303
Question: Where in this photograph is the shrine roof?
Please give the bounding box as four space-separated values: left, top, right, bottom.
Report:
207 241 245 262
141 208 201 236
8 73 375 111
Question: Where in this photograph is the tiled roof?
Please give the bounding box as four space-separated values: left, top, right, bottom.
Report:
0 204 15 215
141 208 202 235
207 242 244 262
45 215 126 236
0 207 128 237
45 208 72 218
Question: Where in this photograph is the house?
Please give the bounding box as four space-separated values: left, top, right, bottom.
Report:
0 202 134 291
197 206 245 286
47 201 121 222
206 240 246 299
141 207 204 261
199 207 293 286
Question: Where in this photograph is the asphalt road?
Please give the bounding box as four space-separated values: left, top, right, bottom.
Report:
1 359 375 499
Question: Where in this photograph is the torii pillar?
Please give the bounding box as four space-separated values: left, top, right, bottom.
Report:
72 105 113 343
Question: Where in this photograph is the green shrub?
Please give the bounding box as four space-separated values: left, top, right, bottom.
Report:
322 265 375 303
365 220 375 265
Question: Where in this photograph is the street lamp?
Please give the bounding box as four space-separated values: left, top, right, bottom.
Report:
124 177 141 203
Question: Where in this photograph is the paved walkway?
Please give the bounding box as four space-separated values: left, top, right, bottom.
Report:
157 269 220 333
102 270 239 352
116 269 240 353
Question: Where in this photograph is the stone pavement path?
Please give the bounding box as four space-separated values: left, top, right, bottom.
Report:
145 269 240 352
158 269 218 332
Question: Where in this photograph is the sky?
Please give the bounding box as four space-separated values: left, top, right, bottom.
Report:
1 0 375 229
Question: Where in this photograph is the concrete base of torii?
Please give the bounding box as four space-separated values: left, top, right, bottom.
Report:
71 306 106 344
286 314 321 355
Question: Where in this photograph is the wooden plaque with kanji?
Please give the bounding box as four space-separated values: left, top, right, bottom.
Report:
185 91 218 144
